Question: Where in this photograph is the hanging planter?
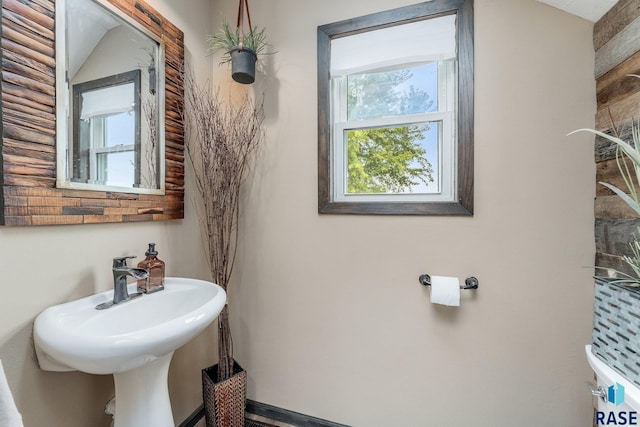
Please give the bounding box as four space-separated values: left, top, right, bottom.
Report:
207 0 268 85
230 47 257 84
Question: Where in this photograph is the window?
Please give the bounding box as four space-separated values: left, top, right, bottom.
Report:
87 110 136 187
71 70 141 188
318 0 474 215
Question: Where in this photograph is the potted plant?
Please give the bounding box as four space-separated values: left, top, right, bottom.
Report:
572 84 640 285
183 74 265 426
571 78 640 387
208 20 268 84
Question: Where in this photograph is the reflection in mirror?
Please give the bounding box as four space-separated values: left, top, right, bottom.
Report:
57 0 164 194
0 0 184 226
72 70 141 187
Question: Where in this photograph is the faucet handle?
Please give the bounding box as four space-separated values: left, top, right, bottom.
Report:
112 256 137 268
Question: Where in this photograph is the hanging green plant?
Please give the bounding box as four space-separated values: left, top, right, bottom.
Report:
207 0 269 84
207 20 268 65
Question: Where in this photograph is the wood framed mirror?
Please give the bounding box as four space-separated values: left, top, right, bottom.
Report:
0 0 185 226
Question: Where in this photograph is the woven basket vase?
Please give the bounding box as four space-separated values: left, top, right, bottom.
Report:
202 361 247 427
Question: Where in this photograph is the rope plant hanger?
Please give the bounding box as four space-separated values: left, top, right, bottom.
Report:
230 0 259 84
236 0 253 51
207 0 268 84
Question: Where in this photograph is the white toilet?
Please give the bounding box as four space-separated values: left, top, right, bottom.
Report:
586 345 640 423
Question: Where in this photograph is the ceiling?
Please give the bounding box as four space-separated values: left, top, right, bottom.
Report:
67 0 119 80
536 0 618 22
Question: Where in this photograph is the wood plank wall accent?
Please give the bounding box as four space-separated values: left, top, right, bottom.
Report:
0 0 185 226
594 0 640 274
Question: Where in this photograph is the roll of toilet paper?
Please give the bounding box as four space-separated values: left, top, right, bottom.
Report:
0 360 24 427
430 275 460 306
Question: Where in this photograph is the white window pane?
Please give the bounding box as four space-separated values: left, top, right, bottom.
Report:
347 63 438 121
105 112 135 147
330 14 456 77
97 151 134 187
345 121 441 195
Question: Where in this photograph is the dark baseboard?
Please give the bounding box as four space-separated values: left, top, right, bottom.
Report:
246 400 351 427
178 404 204 427
179 401 350 427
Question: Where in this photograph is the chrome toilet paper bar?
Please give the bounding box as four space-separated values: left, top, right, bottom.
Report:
418 274 479 290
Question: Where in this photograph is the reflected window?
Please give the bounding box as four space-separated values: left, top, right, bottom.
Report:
72 70 141 187
91 111 136 187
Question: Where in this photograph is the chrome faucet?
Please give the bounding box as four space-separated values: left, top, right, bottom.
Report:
96 256 149 310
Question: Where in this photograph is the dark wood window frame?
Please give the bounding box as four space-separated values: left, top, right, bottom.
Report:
317 0 474 216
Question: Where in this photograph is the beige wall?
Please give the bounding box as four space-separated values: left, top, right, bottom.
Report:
0 0 597 425
212 0 598 425
0 0 214 426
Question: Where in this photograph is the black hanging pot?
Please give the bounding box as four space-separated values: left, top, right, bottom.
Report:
230 47 257 84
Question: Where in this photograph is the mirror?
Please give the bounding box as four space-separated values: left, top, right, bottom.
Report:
57 0 164 193
0 0 185 226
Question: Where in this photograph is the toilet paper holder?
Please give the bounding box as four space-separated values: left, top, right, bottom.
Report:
418 274 479 290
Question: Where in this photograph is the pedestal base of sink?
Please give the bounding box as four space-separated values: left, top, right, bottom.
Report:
113 352 175 427
33 278 227 425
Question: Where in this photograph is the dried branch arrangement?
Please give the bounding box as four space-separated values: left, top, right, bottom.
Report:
142 98 159 188
184 74 264 380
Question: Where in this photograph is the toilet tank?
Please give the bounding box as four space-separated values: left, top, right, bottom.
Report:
586 345 640 424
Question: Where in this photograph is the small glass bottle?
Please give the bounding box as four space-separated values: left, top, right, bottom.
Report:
137 243 165 293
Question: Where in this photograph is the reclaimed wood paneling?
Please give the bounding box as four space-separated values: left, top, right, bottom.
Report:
595 194 637 219
596 50 640 108
595 0 640 78
594 0 640 51
593 4 640 273
1 0 185 226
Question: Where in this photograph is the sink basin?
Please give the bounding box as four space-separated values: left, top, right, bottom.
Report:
33 277 226 426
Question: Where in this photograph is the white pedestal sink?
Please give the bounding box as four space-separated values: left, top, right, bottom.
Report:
33 277 226 427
